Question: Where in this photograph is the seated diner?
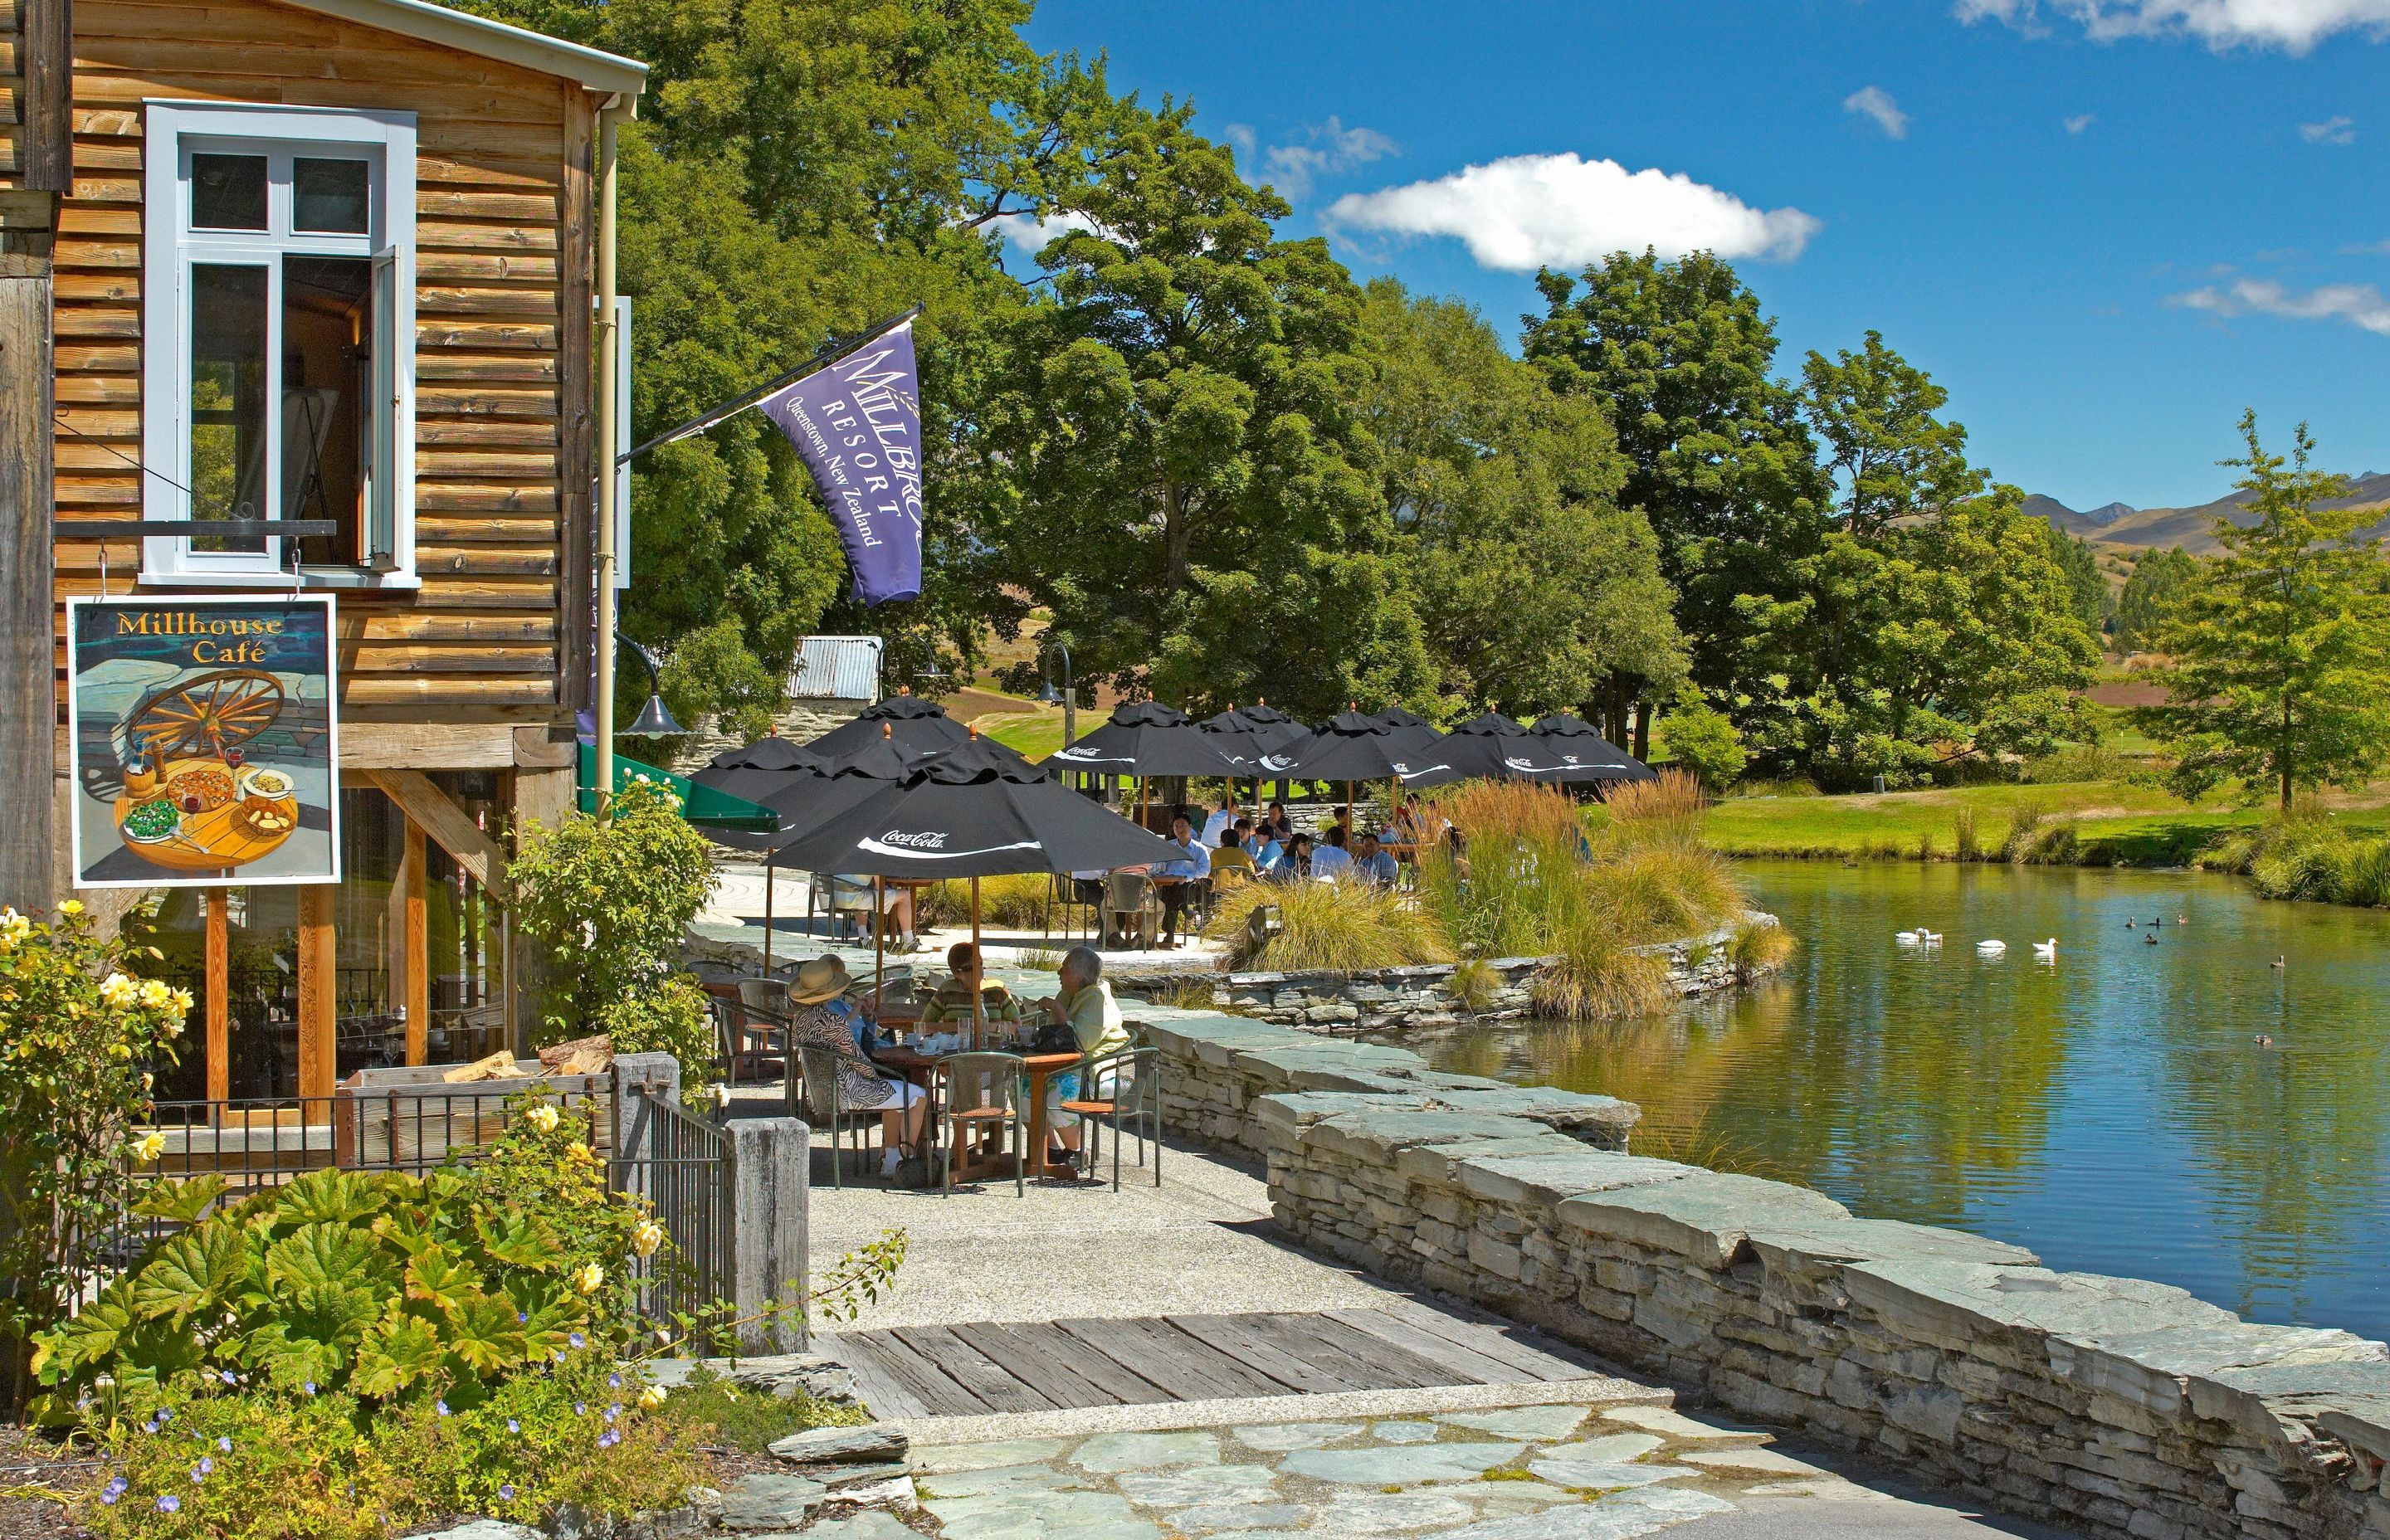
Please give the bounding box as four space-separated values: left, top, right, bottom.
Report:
919 942 1023 1042
1032 945 1134 1176
786 955 926 1179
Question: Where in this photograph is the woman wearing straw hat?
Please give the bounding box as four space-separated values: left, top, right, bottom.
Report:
786 955 927 1180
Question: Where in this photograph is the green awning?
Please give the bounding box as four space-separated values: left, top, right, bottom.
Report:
577 743 779 831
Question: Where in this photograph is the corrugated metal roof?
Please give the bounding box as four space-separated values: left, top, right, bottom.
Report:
788 636 882 700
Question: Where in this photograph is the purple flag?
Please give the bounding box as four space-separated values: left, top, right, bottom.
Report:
758 320 924 606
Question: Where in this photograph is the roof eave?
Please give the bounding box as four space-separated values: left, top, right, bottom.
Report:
281 0 648 96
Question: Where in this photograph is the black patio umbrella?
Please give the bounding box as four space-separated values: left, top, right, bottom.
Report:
1367 705 1446 760
805 694 973 759
1261 710 1461 832
1045 701 1241 833
690 736 830 965
1526 713 1658 784
1398 712 1574 791
1200 701 1312 757
769 736 1179 1021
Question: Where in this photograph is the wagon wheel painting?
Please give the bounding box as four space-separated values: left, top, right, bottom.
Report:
120 670 286 764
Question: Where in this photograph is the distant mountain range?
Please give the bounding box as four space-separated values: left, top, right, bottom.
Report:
2022 475 2390 556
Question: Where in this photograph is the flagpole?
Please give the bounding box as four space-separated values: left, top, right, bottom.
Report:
619 303 925 467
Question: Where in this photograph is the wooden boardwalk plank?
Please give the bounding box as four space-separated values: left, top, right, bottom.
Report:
1165 1313 1361 1394
1324 1308 1536 1386
1056 1315 1292 1403
1375 1296 1611 1382
889 1324 1050 1414
948 1320 1116 1410
1305 1312 1494 1388
843 1329 991 1416
1246 1311 1445 1391
999 1320 1178 1406
822 1333 939 1418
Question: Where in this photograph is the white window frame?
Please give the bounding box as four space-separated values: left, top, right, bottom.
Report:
140 100 418 588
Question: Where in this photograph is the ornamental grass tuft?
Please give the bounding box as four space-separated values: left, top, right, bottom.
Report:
1206 880 1453 972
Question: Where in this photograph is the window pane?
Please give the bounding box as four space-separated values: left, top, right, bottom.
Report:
189 265 270 553
192 154 268 230
294 158 370 234
281 256 372 560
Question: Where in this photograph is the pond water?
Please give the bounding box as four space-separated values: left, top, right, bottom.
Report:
1380 860 2390 1343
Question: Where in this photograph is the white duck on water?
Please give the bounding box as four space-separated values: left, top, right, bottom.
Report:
1977 938 2007 958
2032 938 2058 960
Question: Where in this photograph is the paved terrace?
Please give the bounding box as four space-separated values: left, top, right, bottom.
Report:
797 1128 2077 1540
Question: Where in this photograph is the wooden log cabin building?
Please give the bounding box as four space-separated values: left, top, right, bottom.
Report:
0 0 648 1108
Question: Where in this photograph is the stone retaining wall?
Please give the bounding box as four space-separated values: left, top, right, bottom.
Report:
1128 1005 2390 1540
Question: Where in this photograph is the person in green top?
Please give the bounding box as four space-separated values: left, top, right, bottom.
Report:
1033 945 1133 1172
918 942 1024 1045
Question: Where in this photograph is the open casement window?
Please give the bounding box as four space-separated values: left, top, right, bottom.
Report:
141 103 417 587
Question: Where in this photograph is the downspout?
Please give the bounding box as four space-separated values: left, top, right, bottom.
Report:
593 90 637 819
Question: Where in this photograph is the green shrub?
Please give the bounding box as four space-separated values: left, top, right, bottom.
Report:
512 779 718 1086
0 900 193 1371
1657 690 1746 792
919 874 1053 931
1997 802 2047 862
655 1364 866 1455
34 1097 659 1419
1444 958 1501 1015
2023 743 2132 784
1727 919 1795 980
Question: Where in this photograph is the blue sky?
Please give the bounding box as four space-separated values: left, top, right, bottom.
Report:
1022 0 2390 510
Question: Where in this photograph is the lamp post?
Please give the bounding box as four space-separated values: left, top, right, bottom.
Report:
1036 641 1076 750
616 633 686 743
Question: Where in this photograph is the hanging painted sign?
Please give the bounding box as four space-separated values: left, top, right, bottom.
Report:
66 595 339 889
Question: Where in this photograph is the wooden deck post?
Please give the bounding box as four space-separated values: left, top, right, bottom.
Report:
0 206 56 919
297 883 335 1109
399 817 427 1065
205 888 230 1104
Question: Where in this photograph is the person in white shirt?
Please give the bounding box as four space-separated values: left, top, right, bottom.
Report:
1309 828 1354 880
1198 796 1236 848
1154 813 1212 948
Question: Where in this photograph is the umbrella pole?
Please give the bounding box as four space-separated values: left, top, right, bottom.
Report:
763 854 774 972
970 875 984 1050
873 876 885 1016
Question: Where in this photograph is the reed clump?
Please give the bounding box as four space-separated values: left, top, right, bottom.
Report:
1417 774 1754 1021
1206 879 1453 972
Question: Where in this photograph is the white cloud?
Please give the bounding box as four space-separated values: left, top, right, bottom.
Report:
1843 85 1911 139
1958 0 2390 54
2171 277 2390 334
1324 153 1821 270
2300 114 2358 143
2065 112 2098 134
990 209 1103 258
1256 116 1398 201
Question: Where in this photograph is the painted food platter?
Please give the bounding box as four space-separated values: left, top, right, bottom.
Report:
113 758 301 872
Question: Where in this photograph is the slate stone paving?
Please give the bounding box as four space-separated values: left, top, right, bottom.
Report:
898 1403 1863 1540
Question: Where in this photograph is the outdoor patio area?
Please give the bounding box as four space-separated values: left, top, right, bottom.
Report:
789 1130 2080 1540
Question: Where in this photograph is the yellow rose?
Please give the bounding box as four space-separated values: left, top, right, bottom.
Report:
630 1221 664 1259
170 988 195 1014
574 1262 604 1294
132 1131 166 1162
100 973 139 1007
524 1104 560 1134
159 1016 184 1040
637 1385 666 1410
139 979 172 1009
59 899 82 916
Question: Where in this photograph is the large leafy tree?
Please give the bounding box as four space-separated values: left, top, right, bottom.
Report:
980 108 1432 718
1734 334 2097 785
2114 545 2198 653
1522 251 1827 712
1354 280 1685 725
2139 414 2390 808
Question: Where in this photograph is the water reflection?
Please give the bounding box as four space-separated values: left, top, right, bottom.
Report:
1383 860 2390 1341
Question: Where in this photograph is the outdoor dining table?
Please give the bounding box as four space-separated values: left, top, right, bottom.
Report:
871 1044 1085 1183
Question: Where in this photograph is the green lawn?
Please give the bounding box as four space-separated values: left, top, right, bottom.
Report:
973 705 1114 760
1706 779 2390 866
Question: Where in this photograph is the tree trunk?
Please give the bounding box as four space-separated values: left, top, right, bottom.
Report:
1634 698 1653 763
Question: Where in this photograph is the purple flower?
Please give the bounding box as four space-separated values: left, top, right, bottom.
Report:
157 1409 173 1425
506 1418 520 1434
303 1382 317 1396
604 1404 620 1424
597 1430 620 1450
517 1311 529 1324
192 1459 211 1481
437 1400 451 1417
144 1419 160 1435
574 1401 587 1416
568 1331 586 1350
608 1372 622 1389
156 1494 181 1513
216 1436 231 1453
219 1370 237 1386
499 1483 516 1501
100 1479 127 1506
